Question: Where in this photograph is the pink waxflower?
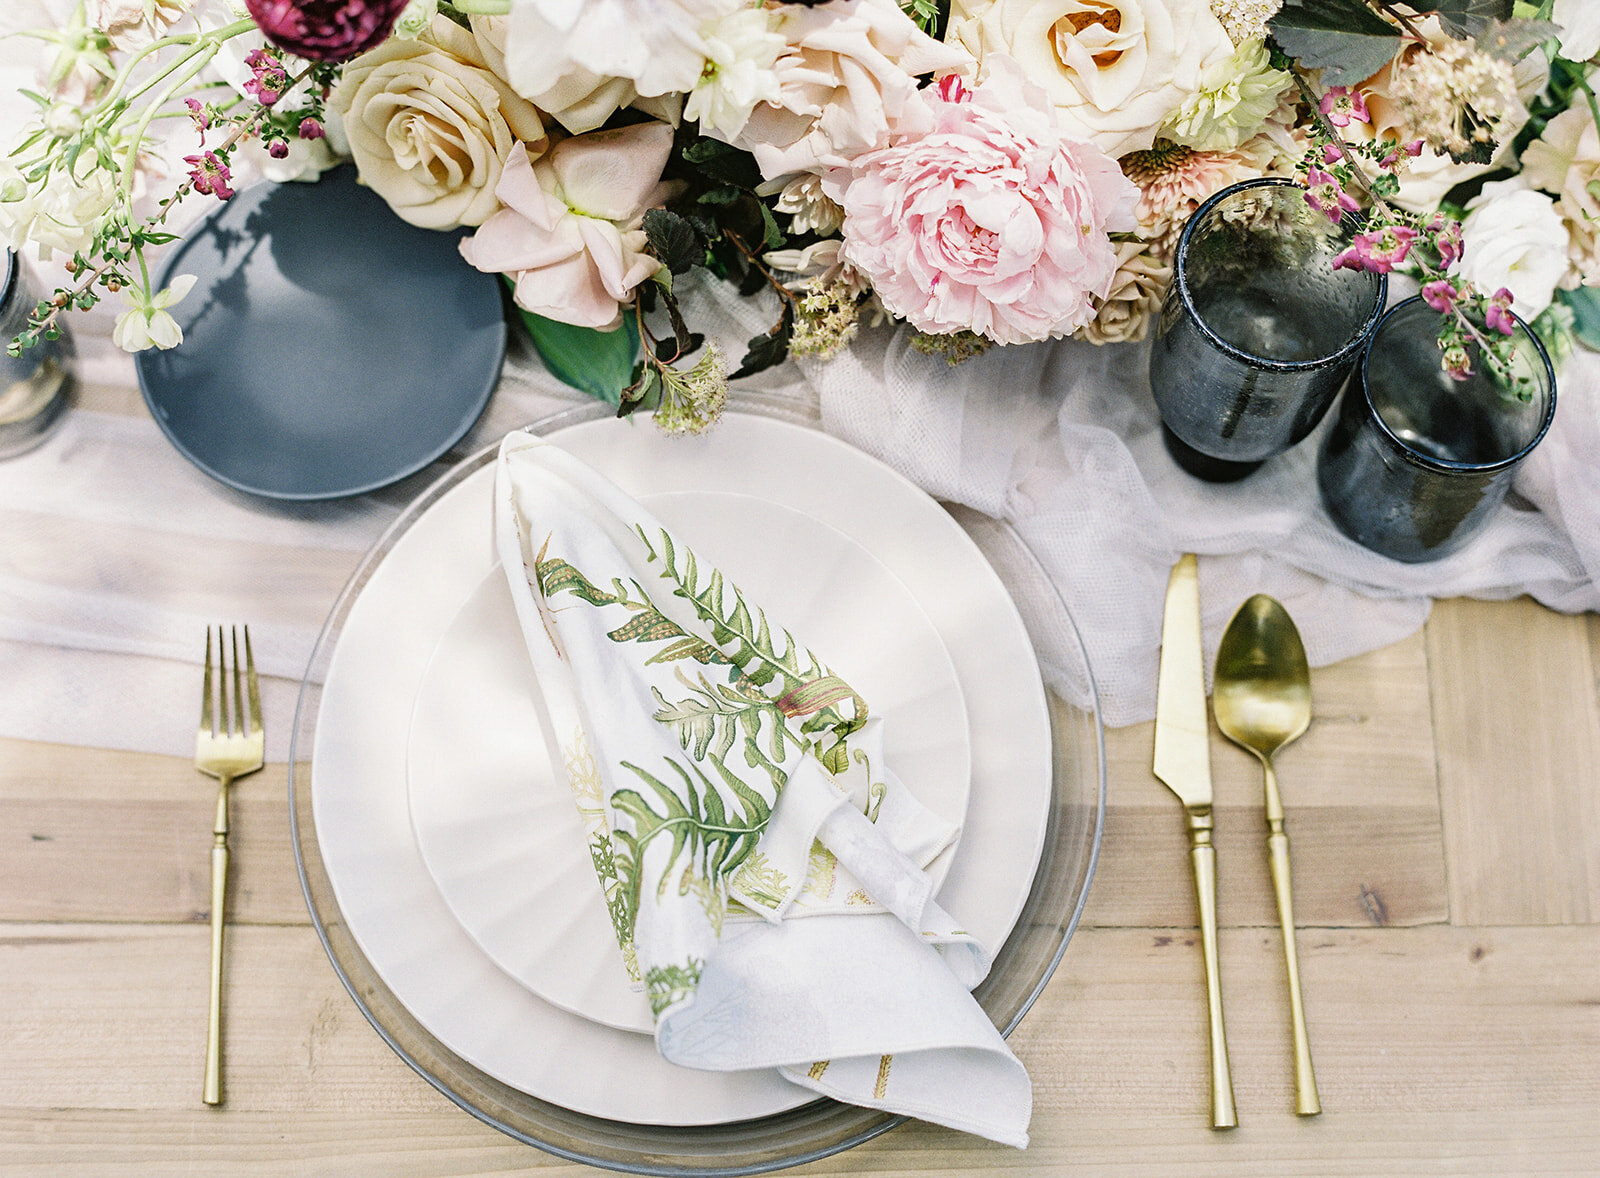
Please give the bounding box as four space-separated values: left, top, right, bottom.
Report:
1322 142 1343 165
244 0 409 63
1319 86 1370 127
1304 167 1360 223
1485 287 1516 335
1443 342 1474 380
298 117 325 140
185 97 209 143
1356 225 1417 273
243 48 289 106
821 56 1137 345
185 151 234 200
1421 279 1459 313
1429 214 1464 269
268 140 290 159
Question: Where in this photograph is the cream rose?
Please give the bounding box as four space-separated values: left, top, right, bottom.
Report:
946 0 1236 157
1522 103 1600 288
329 15 547 230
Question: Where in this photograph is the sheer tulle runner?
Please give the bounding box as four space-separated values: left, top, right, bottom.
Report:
2 272 1595 756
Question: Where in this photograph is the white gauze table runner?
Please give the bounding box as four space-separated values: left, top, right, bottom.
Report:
493 432 1031 1144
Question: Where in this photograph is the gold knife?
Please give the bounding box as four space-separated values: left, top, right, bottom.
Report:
1153 553 1237 1130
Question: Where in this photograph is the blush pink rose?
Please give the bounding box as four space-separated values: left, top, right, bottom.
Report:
823 56 1137 344
458 123 680 331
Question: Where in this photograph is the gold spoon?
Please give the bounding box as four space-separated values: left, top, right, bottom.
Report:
1213 594 1321 1117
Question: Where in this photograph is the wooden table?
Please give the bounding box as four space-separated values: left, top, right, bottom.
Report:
4 596 1598 1174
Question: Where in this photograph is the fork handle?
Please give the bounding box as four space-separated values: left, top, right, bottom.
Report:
203 777 230 1106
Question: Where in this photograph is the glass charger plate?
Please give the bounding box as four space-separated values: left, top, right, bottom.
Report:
289 392 1106 1174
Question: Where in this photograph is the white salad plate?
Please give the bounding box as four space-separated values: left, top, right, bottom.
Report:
405 489 973 1034
304 408 1055 1127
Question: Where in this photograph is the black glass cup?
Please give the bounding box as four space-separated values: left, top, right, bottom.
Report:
1149 179 1387 481
1317 296 1556 563
0 248 73 458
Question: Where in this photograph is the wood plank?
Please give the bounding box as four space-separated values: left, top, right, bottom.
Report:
3 923 1594 1119
1093 630 1446 929
1 1108 1596 1177
0 740 305 924
1 923 1595 1174
1428 598 1600 925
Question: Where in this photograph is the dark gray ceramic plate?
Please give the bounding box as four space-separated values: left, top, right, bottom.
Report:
136 165 506 500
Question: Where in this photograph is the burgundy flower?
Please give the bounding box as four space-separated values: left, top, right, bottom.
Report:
244 0 409 63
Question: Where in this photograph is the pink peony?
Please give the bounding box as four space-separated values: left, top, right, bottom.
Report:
458 124 680 331
822 55 1137 345
245 0 409 63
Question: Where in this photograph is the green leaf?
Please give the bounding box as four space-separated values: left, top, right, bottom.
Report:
643 208 702 275
1432 0 1514 38
1270 0 1401 86
1557 287 1600 352
510 289 640 406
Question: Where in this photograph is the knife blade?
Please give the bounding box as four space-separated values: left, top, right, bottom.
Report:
1154 552 1212 809
1153 553 1237 1130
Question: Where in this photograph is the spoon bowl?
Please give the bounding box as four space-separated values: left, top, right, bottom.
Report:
1213 594 1312 758
1213 593 1321 1117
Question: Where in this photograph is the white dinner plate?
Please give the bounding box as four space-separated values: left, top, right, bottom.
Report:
310 411 1053 1125
405 489 973 1034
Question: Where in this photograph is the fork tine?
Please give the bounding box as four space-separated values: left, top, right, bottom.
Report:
201 626 215 737
243 626 262 739
230 625 245 737
216 624 232 738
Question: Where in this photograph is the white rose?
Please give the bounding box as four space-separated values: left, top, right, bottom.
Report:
1458 179 1573 320
1554 0 1600 62
945 0 1236 157
329 15 547 230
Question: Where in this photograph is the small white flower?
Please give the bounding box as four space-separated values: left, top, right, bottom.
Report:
0 161 118 261
112 273 197 353
44 103 84 138
392 0 438 39
683 5 784 142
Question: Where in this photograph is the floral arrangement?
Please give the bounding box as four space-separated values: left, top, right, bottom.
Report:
2 0 1596 432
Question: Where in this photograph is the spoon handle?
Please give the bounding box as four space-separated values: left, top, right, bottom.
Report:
1263 760 1321 1116
1187 814 1237 1129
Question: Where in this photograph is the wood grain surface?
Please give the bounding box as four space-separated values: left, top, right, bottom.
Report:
3 596 1597 1176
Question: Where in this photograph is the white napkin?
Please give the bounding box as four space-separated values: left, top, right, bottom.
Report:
493 432 1031 1146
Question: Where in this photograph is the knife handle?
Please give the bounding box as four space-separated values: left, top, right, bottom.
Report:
1189 827 1237 1129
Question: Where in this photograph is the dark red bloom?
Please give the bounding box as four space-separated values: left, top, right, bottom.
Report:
244 0 409 63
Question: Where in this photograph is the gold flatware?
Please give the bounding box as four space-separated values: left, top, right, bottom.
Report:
195 624 264 1106
1153 554 1237 1129
1214 594 1321 1117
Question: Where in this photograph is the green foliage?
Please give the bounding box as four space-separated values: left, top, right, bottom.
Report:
1557 287 1600 353
510 293 641 406
1269 0 1401 86
644 958 704 1017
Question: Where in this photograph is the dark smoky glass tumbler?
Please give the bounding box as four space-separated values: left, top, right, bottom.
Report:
1317 296 1556 564
1148 179 1387 482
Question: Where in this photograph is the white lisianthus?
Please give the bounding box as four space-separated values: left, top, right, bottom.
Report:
503 0 736 104
112 273 197 353
683 4 784 142
86 0 191 52
0 160 118 261
946 0 1237 157
1161 39 1293 152
1553 0 1600 63
1522 103 1600 287
1458 179 1573 320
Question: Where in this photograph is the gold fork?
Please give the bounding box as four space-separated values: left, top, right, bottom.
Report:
195 625 264 1106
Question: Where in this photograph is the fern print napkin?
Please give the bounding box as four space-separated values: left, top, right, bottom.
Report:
494 432 1032 1147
